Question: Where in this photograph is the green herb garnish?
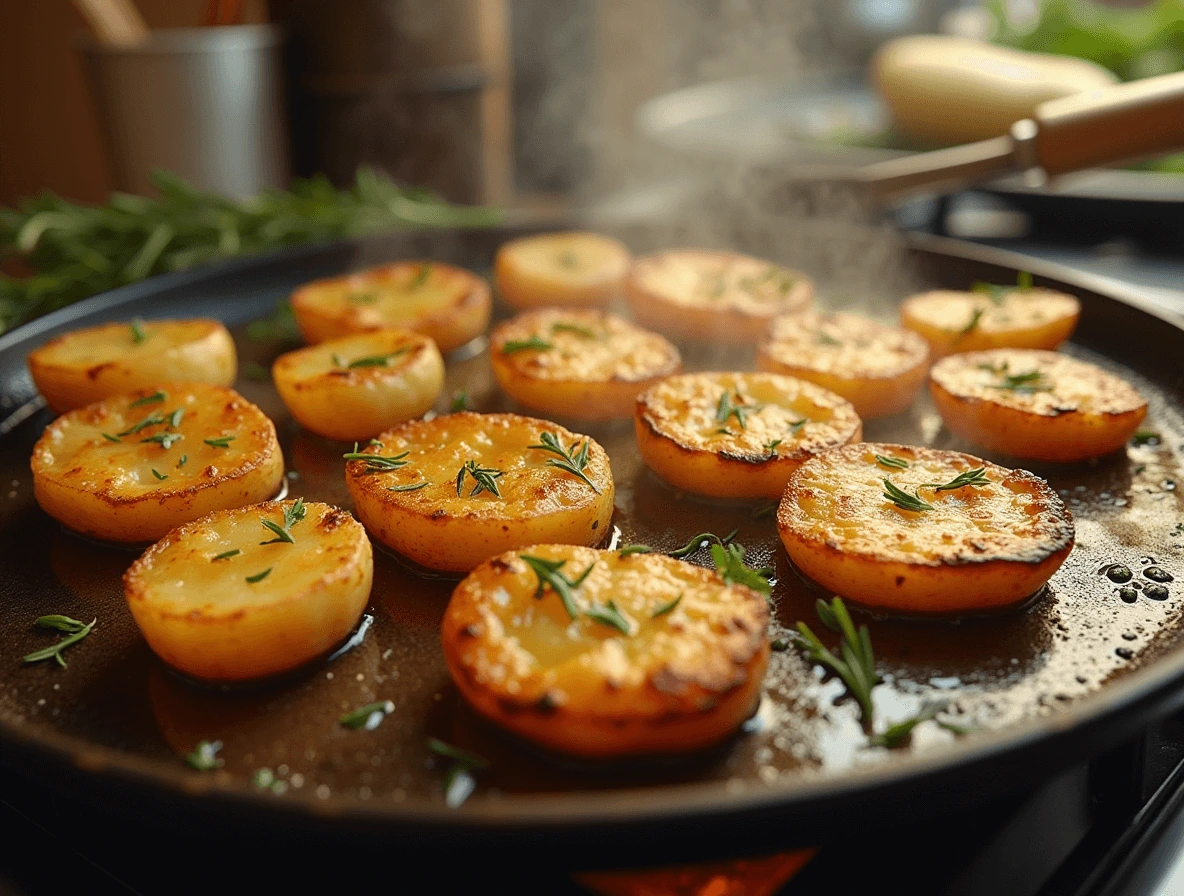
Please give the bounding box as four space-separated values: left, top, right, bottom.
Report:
710 543 773 596
669 529 738 559
102 433 120 443
551 322 598 338
129 390 166 408
212 549 240 561
117 412 165 437
715 390 758 430
585 600 634 635
651 594 682 618
618 544 652 557
765 439 783 456
924 468 991 492
260 498 306 545
519 554 596 620
168 408 185 428
450 390 470 412
408 264 432 289
185 740 223 771
501 335 553 354
151 468 168 481
427 738 489 809
456 460 504 498
794 597 879 725
203 435 235 448
870 705 940 749
245 568 272 583
1132 430 1161 446
957 307 985 339
528 431 600 493
129 320 147 344
347 349 408 369
343 445 410 472
340 700 395 731
177 454 188 467
875 454 909 470
387 481 429 492
816 331 843 347
789 418 808 435
23 617 95 668
141 432 183 450
752 501 778 520
991 370 1053 394
882 479 934 513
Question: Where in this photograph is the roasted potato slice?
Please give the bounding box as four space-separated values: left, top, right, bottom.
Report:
625 249 813 343
494 231 631 309
272 329 444 441
777 443 1074 613
635 372 862 499
756 311 929 419
929 349 1147 462
290 261 491 353
31 384 284 543
124 500 372 682
345 412 614 573
27 318 236 413
442 545 770 758
490 308 680 420
901 287 1079 358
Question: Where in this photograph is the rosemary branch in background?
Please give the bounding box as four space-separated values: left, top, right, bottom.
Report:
0 167 500 335
794 597 880 725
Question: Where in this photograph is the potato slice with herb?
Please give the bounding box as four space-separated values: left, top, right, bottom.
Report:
31 384 283 543
490 308 680 420
346 413 614 573
635 372 861 499
494 231 631 309
124 500 372 682
901 286 1079 359
442 545 769 758
930 349 1147 462
272 328 444 441
27 318 236 413
290 261 490 352
777 443 1074 613
757 311 929 419
625 249 812 343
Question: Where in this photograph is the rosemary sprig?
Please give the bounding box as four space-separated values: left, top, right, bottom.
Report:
651 594 682 618
619 544 652 557
957 307 985 339
151 468 167 481
23 616 96 668
212 549 240 561
408 263 432 289
991 370 1053 394
450 390 469 412
185 740 223 771
245 568 272 583
501 336 553 354
428 738 489 809
260 497 306 544
456 460 504 498
584 600 634 635
343 444 410 473
711 543 773 596
923 468 991 493
346 349 408 369
141 432 183 450
715 390 759 430
117 412 165 437
204 435 235 448
519 554 596 620
528 431 600 493
387 481 429 492
129 390 166 408
551 322 598 338
882 479 934 512
875 454 909 470
794 597 879 725
130 320 147 344
340 700 395 731
670 528 739 559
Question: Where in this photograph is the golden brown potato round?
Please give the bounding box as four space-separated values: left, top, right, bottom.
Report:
929 349 1147 462
494 231 631 309
272 329 444 441
442 544 770 759
756 311 930 419
290 261 491 353
27 318 236 414
635 372 862 499
901 287 1079 358
625 249 813 343
345 412 614 573
31 384 284 543
124 500 372 682
777 443 1074 614
489 308 681 420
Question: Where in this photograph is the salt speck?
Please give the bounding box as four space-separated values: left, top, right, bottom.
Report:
356 673 364 682
325 672 334 680
290 773 305 789
315 785 330 799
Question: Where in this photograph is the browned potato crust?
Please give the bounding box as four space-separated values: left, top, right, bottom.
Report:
901 287 1079 358
27 318 236 413
31 384 284 543
442 545 769 758
777 443 1074 613
756 311 930 418
929 349 1147 462
635 372 862 499
494 231 631 309
490 308 681 420
345 413 614 573
625 249 813 343
290 261 491 352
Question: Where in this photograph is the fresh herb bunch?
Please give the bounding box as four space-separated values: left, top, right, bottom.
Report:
0 167 499 335
794 597 880 725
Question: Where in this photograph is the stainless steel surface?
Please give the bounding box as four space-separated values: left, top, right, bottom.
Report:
82 26 290 198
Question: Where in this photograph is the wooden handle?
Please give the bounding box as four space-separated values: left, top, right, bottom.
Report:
1034 70 1184 175
73 0 150 47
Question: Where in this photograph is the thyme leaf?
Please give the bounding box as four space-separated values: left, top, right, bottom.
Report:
450 390 470 412
991 370 1053 394
528 431 600 493
715 390 759 430
260 498 306 544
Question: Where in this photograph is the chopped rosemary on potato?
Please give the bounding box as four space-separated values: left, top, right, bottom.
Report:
130 320 148 344
340 700 395 731
23 616 95 668
260 497 306 545
882 479 934 512
117 412 166 437
875 454 909 470
520 554 595 620
528 431 600 493
551 322 598 339
141 432 183 450
957 307 985 339
651 594 682 618
203 435 236 448
129 390 167 408
456 460 504 498
669 528 738 559
618 544 652 557
387 481 429 492
764 439 783 456
715 390 758 430
710 543 773 596
347 349 409 369
102 433 120 443
973 270 1032 305
212 549 240 561
991 370 1053 394
428 737 489 809
585 599 634 635
177 454 188 467
501 335 553 354
923 468 991 493
343 444 410 472
794 597 879 725
185 739 224 771
151 468 168 481
245 568 272 583
168 408 185 428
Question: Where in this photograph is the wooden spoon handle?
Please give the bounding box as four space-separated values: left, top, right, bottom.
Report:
73 0 150 47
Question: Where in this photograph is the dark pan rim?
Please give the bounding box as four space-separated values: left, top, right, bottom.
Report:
3 231 1184 852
